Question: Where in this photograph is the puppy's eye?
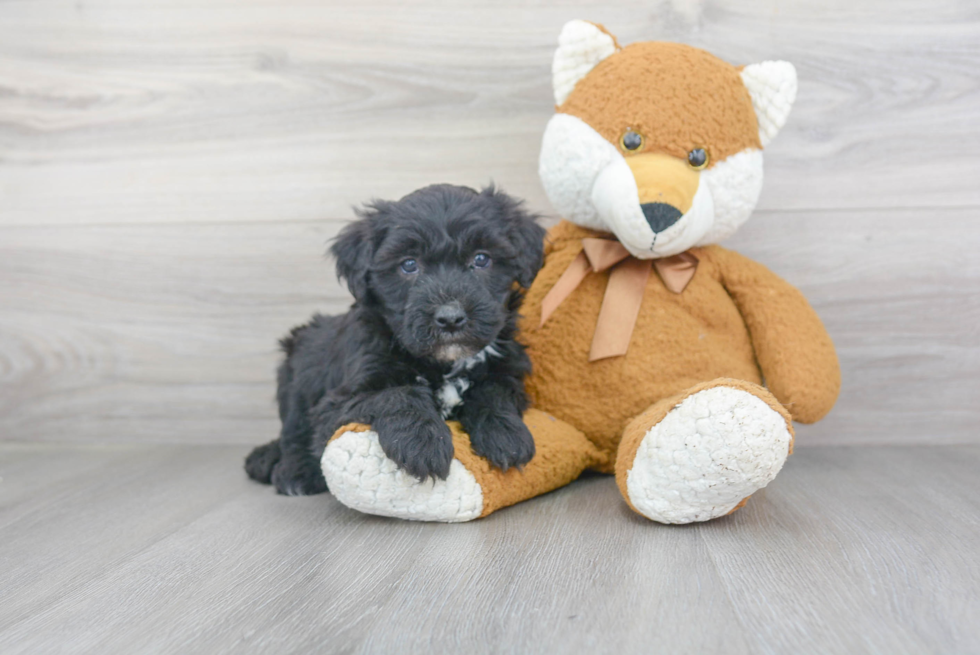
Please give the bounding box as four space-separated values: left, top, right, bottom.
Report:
688 148 709 170
620 129 643 152
400 259 419 274
472 253 491 269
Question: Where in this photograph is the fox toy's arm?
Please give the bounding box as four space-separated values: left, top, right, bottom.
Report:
708 246 841 424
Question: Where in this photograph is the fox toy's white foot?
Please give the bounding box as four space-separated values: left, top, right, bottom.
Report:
322 428 484 523
322 410 605 523
616 381 793 524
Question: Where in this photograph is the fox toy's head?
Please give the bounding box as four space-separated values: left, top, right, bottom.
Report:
539 21 797 258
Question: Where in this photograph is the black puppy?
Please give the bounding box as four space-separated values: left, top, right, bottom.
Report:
245 184 546 495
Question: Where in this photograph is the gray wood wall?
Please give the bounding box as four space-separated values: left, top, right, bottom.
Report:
1 0 978 446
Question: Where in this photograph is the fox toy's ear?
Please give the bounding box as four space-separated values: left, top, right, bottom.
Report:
741 61 798 147
552 20 620 106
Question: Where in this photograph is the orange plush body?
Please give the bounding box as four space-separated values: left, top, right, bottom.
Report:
322 21 840 524
521 224 839 469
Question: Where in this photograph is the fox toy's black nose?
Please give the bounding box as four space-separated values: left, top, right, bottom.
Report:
641 202 683 233
434 303 467 332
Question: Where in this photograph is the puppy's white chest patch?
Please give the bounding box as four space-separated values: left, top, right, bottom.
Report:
437 376 471 419
433 344 501 419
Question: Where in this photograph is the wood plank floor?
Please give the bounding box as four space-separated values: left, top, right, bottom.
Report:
1 442 977 654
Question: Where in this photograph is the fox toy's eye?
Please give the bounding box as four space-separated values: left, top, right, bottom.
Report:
472 253 491 269
620 129 643 152
688 148 709 170
400 259 419 274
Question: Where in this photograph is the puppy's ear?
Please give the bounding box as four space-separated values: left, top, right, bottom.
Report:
330 204 387 301
483 186 546 288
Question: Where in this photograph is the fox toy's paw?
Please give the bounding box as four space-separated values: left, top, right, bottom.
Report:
322 425 484 522
616 379 794 524
322 411 603 523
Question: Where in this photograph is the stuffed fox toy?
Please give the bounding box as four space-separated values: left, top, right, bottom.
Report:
321 21 841 524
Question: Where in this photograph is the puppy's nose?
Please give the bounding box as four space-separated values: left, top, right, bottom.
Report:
434 303 467 332
640 202 683 233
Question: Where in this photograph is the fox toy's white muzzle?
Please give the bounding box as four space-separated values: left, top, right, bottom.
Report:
591 156 715 258
539 113 766 258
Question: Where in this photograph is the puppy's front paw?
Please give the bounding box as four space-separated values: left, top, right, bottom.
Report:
271 456 328 496
376 416 454 481
468 414 535 472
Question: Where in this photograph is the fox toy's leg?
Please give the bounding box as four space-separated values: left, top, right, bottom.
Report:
321 409 604 522
615 378 794 524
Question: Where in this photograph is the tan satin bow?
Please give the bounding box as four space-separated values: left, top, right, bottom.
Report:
540 238 699 361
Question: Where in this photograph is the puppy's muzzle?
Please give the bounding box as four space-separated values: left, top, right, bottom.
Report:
434 302 467 334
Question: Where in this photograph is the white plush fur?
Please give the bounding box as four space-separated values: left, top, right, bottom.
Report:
625 386 792 524
590 157 649 249
539 113 622 232
741 61 797 147
552 20 618 106
696 148 765 245
322 430 484 522
539 114 766 258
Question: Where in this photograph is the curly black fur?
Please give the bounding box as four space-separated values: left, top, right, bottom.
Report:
245 184 546 496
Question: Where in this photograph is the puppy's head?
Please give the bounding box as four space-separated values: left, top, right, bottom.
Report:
331 184 545 362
